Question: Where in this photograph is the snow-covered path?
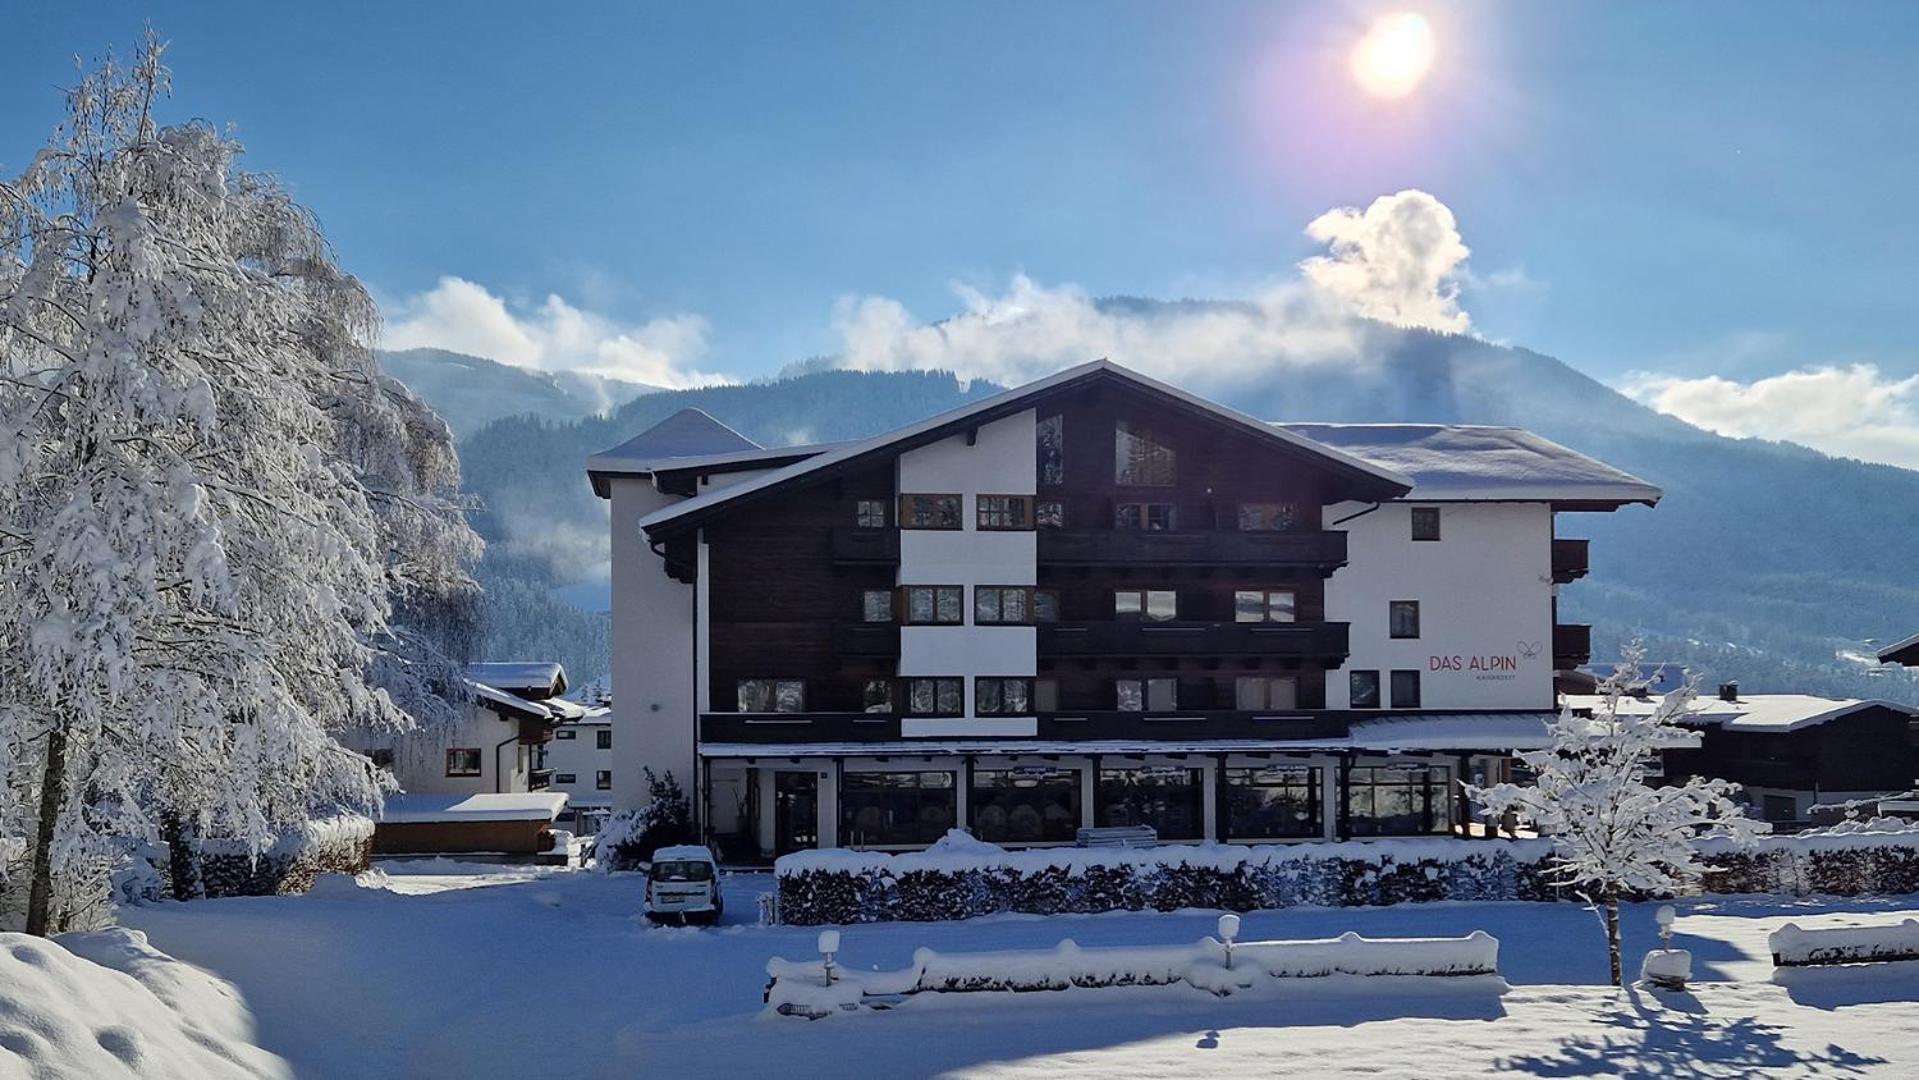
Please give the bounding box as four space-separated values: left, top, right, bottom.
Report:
117 862 1919 1078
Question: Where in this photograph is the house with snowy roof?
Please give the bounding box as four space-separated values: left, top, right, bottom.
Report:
346 661 581 853
588 360 1662 858
1881 632 1919 668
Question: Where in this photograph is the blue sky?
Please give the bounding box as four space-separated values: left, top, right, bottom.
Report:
8 2 1919 463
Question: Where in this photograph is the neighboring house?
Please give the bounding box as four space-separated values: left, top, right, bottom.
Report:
1881 632 1919 668
1574 687 1919 828
347 661 583 853
588 360 1661 857
545 704 616 833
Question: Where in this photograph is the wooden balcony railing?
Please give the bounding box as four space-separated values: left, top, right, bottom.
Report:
1551 538 1590 584
1039 620 1349 659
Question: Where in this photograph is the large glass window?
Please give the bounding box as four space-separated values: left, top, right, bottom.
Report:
841 771 957 847
1349 670 1381 709
975 677 1034 715
1115 420 1177 486
906 677 964 716
862 589 894 622
975 586 1032 625
1345 764 1453 836
1389 600 1421 639
1224 765 1322 839
738 679 805 713
1234 589 1297 623
1037 414 1065 486
1115 589 1177 621
1235 675 1299 710
977 495 1032 530
901 494 962 530
971 768 1081 844
904 585 963 625
1116 677 1178 711
1238 502 1298 531
1115 502 1176 531
1098 767 1203 840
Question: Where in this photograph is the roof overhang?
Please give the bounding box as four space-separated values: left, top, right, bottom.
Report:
1880 632 1919 667
587 443 845 499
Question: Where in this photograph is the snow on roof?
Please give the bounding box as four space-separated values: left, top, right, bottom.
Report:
1276 423 1662 507
469 681 550 720
1880 632 1919 666
466 661 567 697
588 407 760 472
641 361 1413 535
1562 692 1916 733
380 792 568 824
650 844 716 863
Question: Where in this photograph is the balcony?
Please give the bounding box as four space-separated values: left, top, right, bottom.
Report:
528 768 553 791
699 710 1350 745
700 712 902 745
1039 620 1350 660
1037 529 1347 569
1553 623 1593 669
831 527 899 565
834 621 901 658
1551 538 1590 584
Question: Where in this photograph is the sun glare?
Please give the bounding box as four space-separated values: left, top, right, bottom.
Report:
1353 12 1436 99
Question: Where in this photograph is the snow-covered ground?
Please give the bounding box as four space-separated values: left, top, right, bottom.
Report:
99 859 1919 1078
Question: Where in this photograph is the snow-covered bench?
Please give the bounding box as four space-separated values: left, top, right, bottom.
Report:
1769 920 1919 967
766 929 1501 1018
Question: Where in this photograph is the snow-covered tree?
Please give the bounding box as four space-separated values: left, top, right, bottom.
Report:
0 37 479 932
1470 642 1764 985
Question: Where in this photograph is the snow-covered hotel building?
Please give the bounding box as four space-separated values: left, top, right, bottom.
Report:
588 361 1661 858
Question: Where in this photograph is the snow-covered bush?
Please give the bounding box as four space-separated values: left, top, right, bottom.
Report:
593 769 691 872
1769 919 1919 966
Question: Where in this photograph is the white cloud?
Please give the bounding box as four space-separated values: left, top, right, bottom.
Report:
1619 364 1919 470
831 188 1475 390
381 276 728 390
1300 189 1472 333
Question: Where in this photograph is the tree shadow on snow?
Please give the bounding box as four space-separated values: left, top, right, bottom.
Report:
1773 961 1919 1011
1494 987 1885 1078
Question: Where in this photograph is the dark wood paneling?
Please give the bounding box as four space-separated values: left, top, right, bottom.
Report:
1039 620 1349 659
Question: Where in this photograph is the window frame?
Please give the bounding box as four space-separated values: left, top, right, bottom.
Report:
594 770 612 791
1236 501 1299 532
1349 669 1382 709
1035 500 1065 529
899 493 964 531
902 584 965 625
854 498 889 528
1390 669 1423 709
1115 501 1177 531
1234 588 1298 624
737 678 806 713
445 747 483 777
1410 506 1442 542
904 677 966 717
1234 674 1300 711
1037 414 1066 486
861 588 895 623
974 676 1037 715
554 772 577 785
1222 765 1322 840
1114 588 1178 622
1115 676 1179 712
595 729 612 750
975 585 1036 625
976 494 1034 531
553 729 577 740
1114 419 1178 487
861 678 894 713
1389 600 1421 639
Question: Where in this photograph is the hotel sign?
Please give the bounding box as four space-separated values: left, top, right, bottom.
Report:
1428 641 1541 682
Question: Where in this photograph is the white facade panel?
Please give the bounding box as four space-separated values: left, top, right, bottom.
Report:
899 626 1037 678
608 476 697 809
1324 501 1556 711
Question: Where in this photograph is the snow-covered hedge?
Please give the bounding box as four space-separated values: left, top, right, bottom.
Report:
122 816 375 902
1769 920 1919 966
775 825 1919 926
765 930 1500 1017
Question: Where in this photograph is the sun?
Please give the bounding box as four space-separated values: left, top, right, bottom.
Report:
1352 12 1436 98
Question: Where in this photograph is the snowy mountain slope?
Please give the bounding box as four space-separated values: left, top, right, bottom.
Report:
377 347 658 438
438 319 1919 703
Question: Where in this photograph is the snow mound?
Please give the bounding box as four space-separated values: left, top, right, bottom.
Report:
304 871 388 899
1 930 289 1079
922 829 1006 859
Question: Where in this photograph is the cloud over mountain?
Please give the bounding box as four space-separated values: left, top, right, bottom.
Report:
1619 363 1919 471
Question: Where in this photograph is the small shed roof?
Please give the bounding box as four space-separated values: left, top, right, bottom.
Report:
380 792 568 824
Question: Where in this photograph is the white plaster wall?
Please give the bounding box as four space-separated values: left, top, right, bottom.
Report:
897 411 1039 732
349 702 521 797
544 723 614 806
1323 502 1556 710
608 476 697 809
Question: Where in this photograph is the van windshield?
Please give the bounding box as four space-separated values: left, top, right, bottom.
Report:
652 860 714 882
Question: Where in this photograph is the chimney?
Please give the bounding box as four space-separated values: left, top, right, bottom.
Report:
1718 681 1739 703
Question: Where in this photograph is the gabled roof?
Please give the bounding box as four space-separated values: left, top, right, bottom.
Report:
639 360 1415 539
1563 692 1917 733
1880 632 1919 667
466 661 568 699
1277 424 1663 509
585 408 768 497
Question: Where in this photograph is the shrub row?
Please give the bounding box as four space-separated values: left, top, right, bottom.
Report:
119 815 375 902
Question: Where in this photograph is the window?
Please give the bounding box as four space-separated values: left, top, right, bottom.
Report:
1345 764 1452 836
738 678 805 713
975 586 1033 625
1235 675 1299 710
906 677 964 716
369 748 395 769
1234 589 1297 623
1390 670 1422 709
900 493 962 530
861 679 894 713
445 748 482 777
552 772 576 785
1411 506 1442 541
1098 767 1203 840
1238 502 1298 532
1036 501 1065 529
595 729 612 750
1115 589 1177 622
1037 414 1065 486
971 768 1080 843
1116 677 1178 711
1223 765 1321 839
841 771 957 847
975 677 1034 715
595 770 612 791
1034 677 1060 711
862 588 894 622
1349 670 1381 709
1389 600 1421 639
904 585 964 625
855 499 888 528
977 494 1032 530
1033 589 1061 623
1115 502 1176 531
554 729 577 740
1115 420 1176 486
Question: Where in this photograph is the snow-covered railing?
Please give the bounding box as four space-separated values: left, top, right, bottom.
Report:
1768 920 1919 967
765 929 1502 1017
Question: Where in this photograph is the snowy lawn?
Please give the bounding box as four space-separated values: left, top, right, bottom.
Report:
113 860 1919 1078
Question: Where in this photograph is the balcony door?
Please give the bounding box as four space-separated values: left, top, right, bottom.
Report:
773 771 819 855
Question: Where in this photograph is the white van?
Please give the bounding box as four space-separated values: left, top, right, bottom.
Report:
644 845 724 925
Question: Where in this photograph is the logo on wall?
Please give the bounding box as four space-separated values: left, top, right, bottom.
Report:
1516 640 1542 661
